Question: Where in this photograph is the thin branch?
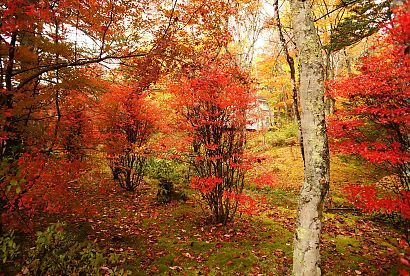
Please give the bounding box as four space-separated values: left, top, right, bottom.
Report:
15 52 147 91
162 0 178 40
313 0 361 22
100 0 116 58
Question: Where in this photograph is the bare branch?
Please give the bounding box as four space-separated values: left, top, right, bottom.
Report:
15 52 147 92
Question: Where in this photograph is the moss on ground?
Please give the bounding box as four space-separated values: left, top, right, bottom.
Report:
2 143 405 275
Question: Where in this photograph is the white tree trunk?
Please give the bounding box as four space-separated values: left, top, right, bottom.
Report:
290 0 330 275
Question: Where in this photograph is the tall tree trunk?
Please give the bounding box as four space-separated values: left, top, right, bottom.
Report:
290 0 330 275
273 0 305 165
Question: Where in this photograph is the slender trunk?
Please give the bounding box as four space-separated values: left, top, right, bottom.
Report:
344 48 353 77
324 51 336 115
49 18 61 153
0 56 3 90
272 107 275 125
5 32 17 108
290 0 330 275
273 0 305 165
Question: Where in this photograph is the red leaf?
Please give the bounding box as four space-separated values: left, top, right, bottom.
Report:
400 257 410 267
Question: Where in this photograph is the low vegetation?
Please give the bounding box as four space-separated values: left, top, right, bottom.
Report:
1 139 407 274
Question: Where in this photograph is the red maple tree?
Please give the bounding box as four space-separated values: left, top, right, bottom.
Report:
169 56 256 224
328 2 410 218
97 84 160 191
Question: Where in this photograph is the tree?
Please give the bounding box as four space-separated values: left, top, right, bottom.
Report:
328 2 409 219
322 0 392 53
290 0 330 274
313 0 392 115
170 57 255 224
0 83 97 232
98 84 160 191
0 0 208 232
273 0 304 163
0 0 176 231
229 0 266 69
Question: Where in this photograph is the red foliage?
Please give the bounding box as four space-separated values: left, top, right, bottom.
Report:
223 191 257 215
1 85 97 230
346 184 410 219
59 90 96 159
328 3 410 218
170 57 256 224
0 0 54 35
251 172 278 188
97 84 161 191
1 152 96 231
191 176 223 194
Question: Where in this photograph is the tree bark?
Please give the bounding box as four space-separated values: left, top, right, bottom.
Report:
290 0 330 275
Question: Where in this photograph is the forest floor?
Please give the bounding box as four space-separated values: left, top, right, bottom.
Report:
4 144 408 275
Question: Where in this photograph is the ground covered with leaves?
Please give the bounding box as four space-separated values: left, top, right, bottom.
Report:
1 144 407 275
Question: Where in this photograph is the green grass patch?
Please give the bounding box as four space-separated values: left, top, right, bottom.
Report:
334 235 360 253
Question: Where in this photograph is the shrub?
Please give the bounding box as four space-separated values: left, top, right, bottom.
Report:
98 86 160 191
23 222 129 275
146 158 187 203
170 59 254 224
267 121 298 147
0 231 19 266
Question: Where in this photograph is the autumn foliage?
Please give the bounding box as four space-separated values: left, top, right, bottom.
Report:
0 0 248 230
98 85 160 191
1 0 409 274
328 3 410 218
169 58 255 224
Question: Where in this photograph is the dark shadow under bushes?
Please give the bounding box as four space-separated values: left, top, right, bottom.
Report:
145 158 188 204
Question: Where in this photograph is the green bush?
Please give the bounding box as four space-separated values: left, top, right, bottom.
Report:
146 158 187 203
0 231 19 265
23 222 129 275
267 121 298 146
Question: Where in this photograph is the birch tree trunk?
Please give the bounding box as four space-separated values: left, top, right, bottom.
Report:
290 0 330 275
